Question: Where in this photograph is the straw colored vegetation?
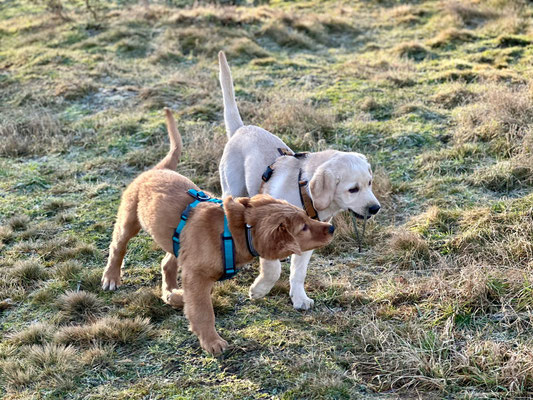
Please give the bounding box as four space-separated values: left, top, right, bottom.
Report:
0 0 532 398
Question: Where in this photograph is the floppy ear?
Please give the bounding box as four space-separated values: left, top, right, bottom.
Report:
223 196 247 214
309 167 337 211
272 223 302 257
235 197 251 208
259 221 302 259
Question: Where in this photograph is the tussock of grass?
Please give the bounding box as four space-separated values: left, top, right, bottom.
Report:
114 287 173 320
470 159 533 191
7 215 30 231
80 342 115 367
394 41 431 61
9 259 48 285
428 28 476 48
55 261 82 282
246 92 336 146
383 229 431 269
8 322 54 346
454 83 533 157
57 290 104 322
0 109 77 156
445 1 499 28
54 316 154 344
431 83 478 109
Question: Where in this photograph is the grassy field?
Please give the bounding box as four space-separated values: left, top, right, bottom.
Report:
1 0 532 398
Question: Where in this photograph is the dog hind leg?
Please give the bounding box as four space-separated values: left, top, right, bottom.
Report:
101 198 141 291
249 258 282 299
161 253 184 308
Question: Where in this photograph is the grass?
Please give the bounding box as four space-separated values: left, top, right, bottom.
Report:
0 0 532 398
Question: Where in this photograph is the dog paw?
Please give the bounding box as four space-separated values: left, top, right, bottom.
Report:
291 294 314 310
200 335 228 355
101 273 120 291
164 289 184 308
249 284 269 300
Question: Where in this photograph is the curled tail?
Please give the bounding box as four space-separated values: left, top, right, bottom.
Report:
154 108 182 170
218 51 244 138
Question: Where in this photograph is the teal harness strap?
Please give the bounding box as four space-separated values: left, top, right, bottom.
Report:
172 189 236 281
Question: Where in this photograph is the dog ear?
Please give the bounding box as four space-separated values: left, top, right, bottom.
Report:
223 196 247 214
273 222 302 256
235 197 251 208
259 220 302 259
310 167 336 211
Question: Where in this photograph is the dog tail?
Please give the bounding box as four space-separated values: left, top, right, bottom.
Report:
154 108 182 170
218 51 244 138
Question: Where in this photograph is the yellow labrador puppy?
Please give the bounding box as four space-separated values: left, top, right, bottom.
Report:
218 51 380 310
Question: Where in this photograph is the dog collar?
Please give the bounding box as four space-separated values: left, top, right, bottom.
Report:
172 189 236 281
297 170 319 220
245 224 260 257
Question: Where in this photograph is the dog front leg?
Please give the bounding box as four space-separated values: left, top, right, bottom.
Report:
289 250 314 310
182 270 227 355
249 258 281 299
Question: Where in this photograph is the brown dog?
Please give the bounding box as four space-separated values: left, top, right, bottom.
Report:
101 109 334 354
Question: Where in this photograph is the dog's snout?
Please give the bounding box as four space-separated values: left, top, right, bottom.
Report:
328 225 335 234
368 204 381 215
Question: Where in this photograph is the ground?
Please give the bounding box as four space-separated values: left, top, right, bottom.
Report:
0 0 532 398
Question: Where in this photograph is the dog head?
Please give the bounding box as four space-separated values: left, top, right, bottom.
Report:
229 195 334 260
309 152 380 219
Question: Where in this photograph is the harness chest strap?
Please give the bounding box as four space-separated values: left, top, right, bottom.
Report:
172 189 236 281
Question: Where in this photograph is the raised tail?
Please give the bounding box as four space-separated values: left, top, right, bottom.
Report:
218 51 244 138
154 108 182 170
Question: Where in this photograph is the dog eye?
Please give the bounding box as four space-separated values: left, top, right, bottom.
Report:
302 224 308 231
369 180 372 186
349 186 359 193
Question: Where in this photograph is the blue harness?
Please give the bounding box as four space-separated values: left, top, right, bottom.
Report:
172 189 236 281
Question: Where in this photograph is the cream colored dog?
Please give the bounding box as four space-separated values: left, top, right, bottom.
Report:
218 51 381 310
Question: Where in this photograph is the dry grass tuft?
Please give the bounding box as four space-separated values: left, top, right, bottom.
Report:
247 92 336 147
469 159 533 191
394 42 431 61
0 109 77 156
115 287 173 321
54 316 154 344
0 225 14 244
428 28 476 48
57 290 104 322
179 124 226 192
26 343 77 369
431 83 478 109
80 342 115 367
55 260 82 282
454 83 533 157
8 322 54 346
9 259 48 285
445 1 499 28
7 215 30 231
451 196 533 265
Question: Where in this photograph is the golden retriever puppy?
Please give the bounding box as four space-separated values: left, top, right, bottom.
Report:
218 51 381 310
101 109 334 354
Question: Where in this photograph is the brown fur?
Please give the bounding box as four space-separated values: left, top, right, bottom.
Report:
101 109 334 354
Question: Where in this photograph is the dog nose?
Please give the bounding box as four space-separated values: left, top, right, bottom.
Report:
368 204 381 215
328 225 335 234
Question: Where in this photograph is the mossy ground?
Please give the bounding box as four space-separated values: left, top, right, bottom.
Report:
1 0 532 398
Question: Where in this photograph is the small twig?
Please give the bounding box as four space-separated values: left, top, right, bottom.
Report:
85 0 98 20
